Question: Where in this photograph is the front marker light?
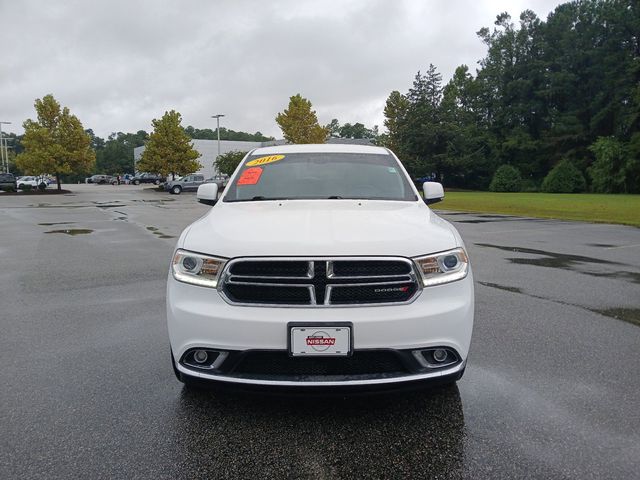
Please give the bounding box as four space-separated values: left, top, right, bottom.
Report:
413 248 469 287
172 249 227 288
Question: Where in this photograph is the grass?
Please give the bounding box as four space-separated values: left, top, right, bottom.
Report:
436 192 640 227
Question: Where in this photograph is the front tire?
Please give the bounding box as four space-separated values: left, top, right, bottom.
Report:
133 180 140 185
171 185 182 195
154 179 160 185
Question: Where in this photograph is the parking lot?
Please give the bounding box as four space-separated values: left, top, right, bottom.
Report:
1 184 639 479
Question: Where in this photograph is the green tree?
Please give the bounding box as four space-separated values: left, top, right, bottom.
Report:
403 64 448 178
97 130 148 174
588 137 629 193
138 111 201 179
382 90 409 157
541 159 586 193
184 126 273 142
489 164 522 192
276 94 329 144
214 150 247 176
16 94 95 190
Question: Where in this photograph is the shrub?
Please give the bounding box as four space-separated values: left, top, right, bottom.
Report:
542 159 586 193
21 184 33 192
489 165 522 192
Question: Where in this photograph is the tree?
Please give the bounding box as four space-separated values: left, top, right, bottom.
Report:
275 94 328 144
137 110 201 179
588 137 629 193
541 159 586 193
16 94 95 190
96 130 148 174
184 126 273 142
382 91 409 157
489 164 522 192
214 150 247 176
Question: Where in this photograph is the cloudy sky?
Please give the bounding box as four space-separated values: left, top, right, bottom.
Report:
1 0 564 139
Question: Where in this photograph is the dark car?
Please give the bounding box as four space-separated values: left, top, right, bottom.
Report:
89 174 116 185
0 173 17 192
131 173 164 185
164 174 206 194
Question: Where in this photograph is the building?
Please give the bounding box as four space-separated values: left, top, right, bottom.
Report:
133 137 374 179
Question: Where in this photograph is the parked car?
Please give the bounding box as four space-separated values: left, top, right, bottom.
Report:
16 176 48 189
167 144 474 391
89 174 116 185
0 173 17 191
205 174 230 189
165 174 205 194
131 173 164 185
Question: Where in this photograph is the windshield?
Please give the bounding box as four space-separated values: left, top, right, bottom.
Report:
224 152 417 202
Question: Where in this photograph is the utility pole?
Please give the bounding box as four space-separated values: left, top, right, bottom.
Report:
0 121 12 173
211 114 225 165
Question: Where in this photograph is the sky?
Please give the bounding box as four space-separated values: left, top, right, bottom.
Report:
0 0 565 139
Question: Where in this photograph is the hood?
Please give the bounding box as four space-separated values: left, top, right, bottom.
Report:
183 200 458 258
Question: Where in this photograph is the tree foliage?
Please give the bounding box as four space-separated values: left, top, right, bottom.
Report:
382 1 640 192
214 150 247 176
588 137 630 193
276 94 329 144
489 165 522 192
16 94 95 190
137 110 201 178
184 126 273 142
92 130 148 174
542 159 586 193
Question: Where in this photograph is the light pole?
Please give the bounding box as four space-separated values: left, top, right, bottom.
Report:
0 121 11 173
211 114 225 161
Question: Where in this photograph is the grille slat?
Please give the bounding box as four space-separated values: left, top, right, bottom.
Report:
232 351 408 377
221 258 419 307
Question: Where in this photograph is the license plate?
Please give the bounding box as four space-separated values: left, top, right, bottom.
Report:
289 325 351 356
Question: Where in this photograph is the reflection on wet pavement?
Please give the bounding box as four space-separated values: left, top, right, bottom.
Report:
167 386 464 478
44 228 93 236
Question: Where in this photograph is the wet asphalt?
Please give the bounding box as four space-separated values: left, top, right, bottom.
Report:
1 185 639 479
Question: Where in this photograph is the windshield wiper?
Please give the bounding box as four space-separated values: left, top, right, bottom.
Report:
228 196 293 202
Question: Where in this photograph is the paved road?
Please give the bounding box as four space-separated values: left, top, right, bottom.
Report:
1 185 639 479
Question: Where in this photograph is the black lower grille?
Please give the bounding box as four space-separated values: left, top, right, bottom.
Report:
231 351 408 377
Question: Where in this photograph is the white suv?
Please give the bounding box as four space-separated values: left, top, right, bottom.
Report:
167 144 474 391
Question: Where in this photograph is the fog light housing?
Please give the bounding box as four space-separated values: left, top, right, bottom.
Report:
412 347 460 369
193 350 208 364
181 349 228 370
433 348 448 362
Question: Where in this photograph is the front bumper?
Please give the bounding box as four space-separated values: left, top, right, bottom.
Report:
167 272 474 387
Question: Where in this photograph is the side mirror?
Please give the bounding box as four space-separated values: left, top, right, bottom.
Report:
423 182 444 205
197 183 218 206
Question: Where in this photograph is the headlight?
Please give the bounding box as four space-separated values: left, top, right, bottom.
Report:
413 248 469 287
171 249 227 288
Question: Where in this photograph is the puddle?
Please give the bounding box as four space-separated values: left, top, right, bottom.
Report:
38 222 76 226
478 282 523 294
28 203 85 208
476 244 620 268
146 225 175 239
586 243 618 248
582 271 640 285
45 229 93 236
591 308 640 327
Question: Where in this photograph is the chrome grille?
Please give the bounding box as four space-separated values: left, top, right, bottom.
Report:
220 257 420 307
